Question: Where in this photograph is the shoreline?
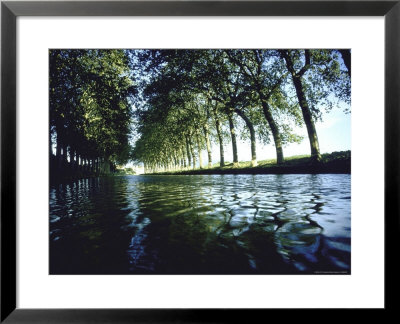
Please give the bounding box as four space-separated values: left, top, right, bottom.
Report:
145 151 351 176
145 162 350 176
50 151 351 182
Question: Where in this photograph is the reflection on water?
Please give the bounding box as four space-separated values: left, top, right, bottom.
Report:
50 174 350 274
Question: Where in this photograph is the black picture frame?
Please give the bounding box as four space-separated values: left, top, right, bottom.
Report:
1 0 398 322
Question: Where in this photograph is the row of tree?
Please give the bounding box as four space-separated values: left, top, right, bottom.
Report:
131 49 350 172
49 49 135 174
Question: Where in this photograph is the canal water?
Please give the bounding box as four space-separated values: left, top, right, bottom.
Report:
50 174 351 274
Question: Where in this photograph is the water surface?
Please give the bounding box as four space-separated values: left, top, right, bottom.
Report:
50 174 351 274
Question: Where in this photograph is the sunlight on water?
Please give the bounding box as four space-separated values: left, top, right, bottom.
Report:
50 174 350 274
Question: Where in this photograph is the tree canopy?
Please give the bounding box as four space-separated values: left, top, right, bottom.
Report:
50 49 350 173
130 49 350 171
50 49 136 166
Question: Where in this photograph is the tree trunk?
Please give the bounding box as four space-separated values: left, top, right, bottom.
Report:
290 75 321 162
76 154 80 171
188 136 196 169
56 141 61 158
173 153 178 171
203 125 212 168
75 150 79 170
49 134 53 158
260 100 284 164
181 146 187 169
215 118 224 167
196 134 203 169
68 146 72 164
62 144 68 166
71 149 76 170
338 49 351 77
56 137 62 169
234 108 257 167
185 137 192 168
281 50 321 163
227 114 239 167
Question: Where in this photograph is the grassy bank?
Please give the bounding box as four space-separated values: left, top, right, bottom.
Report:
115 167 136 176
147 151 351 175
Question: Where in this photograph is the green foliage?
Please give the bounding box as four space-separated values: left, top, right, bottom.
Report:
116 167 136 175
50 49 136 164
286 49 351 121
51 49 350 172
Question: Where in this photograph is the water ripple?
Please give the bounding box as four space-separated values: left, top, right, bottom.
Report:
50 174 351 274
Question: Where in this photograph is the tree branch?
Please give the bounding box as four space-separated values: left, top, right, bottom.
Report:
298 50 311 77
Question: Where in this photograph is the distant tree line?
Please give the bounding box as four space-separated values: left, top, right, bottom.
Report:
131 49 350 173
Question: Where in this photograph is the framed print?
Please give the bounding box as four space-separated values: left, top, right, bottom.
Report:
1 0 398 322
